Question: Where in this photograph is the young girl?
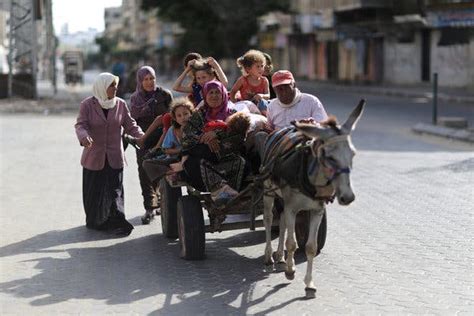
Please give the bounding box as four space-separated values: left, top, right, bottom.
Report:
161 99 194 158
229 50 270 116
172 57 228 107
181 52 202 102
141 98 194 224
183 52 202 69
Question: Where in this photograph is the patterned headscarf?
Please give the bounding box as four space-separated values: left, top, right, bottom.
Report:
92 72 119 109
202 80 232 122
130 66 157 107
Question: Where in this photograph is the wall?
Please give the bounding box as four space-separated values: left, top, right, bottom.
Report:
384 33 421 84
430 30 473 88
338 39 358 81
316 42 327 80
470 39 474 90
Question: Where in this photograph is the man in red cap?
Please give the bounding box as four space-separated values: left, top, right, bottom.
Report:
245 70 328 172
267 70 327 130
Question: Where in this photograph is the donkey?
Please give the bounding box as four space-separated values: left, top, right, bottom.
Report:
261 100 365 299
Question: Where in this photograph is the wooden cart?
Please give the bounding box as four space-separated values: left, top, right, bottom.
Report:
158 176 327 260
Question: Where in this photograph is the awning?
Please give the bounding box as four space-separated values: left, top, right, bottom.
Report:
427 9 474 28
315 29 337 41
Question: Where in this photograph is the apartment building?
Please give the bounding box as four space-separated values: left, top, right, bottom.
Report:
261 0 473 88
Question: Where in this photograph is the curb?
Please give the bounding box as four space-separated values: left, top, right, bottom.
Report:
0 99 79 115
412 123 474 143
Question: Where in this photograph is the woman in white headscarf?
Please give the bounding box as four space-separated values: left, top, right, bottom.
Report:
75 72 144 236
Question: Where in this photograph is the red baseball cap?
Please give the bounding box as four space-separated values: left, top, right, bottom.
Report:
272 70 294 88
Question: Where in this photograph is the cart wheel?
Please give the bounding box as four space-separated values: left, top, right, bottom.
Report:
295 211 327 255
159 179 182 238
177 196 205 260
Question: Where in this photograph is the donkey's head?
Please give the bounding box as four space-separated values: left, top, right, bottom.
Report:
294 100 365 205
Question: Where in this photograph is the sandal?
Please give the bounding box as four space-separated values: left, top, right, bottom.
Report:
141 210 155 225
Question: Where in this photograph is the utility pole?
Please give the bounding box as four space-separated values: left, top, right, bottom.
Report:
7 0 37 99
30 0 37 99
7 0 14 98
44 0 57 94
432 72 438 125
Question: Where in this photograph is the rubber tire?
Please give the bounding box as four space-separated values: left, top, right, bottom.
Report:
177 196 205 260
159 179 182 238
295 211 327 255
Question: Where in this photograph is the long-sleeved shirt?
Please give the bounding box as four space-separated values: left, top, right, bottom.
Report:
75 96 144 170
129 87 173 131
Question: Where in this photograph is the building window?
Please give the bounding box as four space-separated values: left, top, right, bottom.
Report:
397 30 415 43
438 28 471 45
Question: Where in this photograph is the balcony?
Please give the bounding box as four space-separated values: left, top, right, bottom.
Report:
314 0 336 11
335 0 393 12
423 0 474 9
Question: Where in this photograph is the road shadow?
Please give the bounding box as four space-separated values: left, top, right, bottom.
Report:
0 226 124 258
404 157 474 174
0 227 306 314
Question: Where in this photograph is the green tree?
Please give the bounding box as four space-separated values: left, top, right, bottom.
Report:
94 36 118 67
141 0 290 59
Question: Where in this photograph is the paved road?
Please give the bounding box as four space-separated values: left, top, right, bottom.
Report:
0 90 473 315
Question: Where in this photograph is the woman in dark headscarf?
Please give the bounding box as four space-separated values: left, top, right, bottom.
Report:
129 66 173 224
180 80 249 206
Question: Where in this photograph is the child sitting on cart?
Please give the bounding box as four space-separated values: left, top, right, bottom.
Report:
142 98 194 181
229 50 270 116
172 56 228 107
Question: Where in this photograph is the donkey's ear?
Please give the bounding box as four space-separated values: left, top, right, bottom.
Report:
341 99 365 134
294 122 333 139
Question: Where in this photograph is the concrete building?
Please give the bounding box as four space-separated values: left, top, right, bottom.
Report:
424 0 474 88
264 0 474 89
258 12 292 71
384 0 474 88
58 28 100 55
104 6 123 40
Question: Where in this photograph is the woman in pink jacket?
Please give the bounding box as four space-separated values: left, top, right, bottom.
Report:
75 72 144 236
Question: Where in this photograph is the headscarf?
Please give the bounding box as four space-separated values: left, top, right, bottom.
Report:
131 66 157 107
202 80 232 122
93 72 119 109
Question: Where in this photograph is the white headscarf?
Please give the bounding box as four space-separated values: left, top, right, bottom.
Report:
93 72 119 109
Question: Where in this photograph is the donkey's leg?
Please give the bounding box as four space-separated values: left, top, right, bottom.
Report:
284 209 297 280
273 211 286 266
263 192 275 271
304 208 324 298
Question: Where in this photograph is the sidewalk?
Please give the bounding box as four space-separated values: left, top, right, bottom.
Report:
0 80 89 114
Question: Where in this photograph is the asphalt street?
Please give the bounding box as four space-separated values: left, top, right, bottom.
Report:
0 83 473 315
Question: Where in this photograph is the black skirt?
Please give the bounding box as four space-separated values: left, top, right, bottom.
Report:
82 160 133 231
